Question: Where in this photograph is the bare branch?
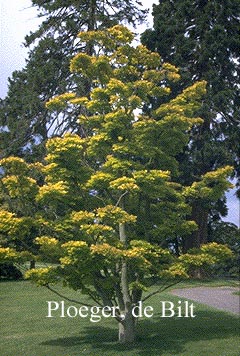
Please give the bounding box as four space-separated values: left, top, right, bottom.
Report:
115 191 129 207
45 284 101 308
142 281 181 302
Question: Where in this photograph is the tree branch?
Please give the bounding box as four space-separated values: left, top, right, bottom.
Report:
115 191 129 208
142 281 181 302
45 284 101 308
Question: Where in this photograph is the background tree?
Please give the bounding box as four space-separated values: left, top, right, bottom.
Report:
208 221 240 278
0 26 233 343
141 0 240 249
0 0 147 160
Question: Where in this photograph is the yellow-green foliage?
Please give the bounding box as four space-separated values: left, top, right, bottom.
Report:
200 242 233 260
184 166 233 202
179 242 233 274
35 236 62 262
0 211 16 234
0 247 31 264
36 181 68 204
96 205 137 224
160 263 189 279
71 211 95 224
46 93 76 111
0 157 29 174
0 26 234 308
0 211 35 239
86 172 114 190
2 176 38 199
0 157 39 200
25 267 59 286
155 81 206 119
109 177 139 192
77 25 134 51
0 247 19 262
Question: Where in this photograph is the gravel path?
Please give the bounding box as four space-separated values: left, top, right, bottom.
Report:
171 286 240 315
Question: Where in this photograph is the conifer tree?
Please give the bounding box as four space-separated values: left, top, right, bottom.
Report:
141 0 240 248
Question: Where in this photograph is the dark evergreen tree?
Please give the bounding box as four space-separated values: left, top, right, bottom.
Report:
141 0 240 250
0 0 147 159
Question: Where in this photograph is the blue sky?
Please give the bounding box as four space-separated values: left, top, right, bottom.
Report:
0 0 239 226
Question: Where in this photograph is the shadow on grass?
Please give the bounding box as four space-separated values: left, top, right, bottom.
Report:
41 310 240 355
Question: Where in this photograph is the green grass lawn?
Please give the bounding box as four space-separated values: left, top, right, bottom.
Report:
0 280 239 356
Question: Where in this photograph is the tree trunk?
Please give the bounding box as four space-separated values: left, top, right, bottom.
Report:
118 310 136 343
30 260 35 269
118 200 136 343
183 203 209 252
